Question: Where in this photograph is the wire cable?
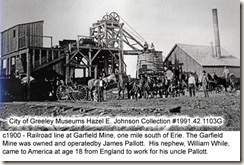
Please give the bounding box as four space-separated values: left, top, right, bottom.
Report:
120 16 147 42
123 27 145 43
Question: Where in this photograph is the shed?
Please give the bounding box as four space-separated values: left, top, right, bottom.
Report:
1 20 44 56
164 43 240 78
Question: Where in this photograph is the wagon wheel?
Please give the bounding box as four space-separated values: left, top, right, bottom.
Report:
72 85 87 100
110 12 120 22
67 86 76 100
102 14 112 21
56 85 69 100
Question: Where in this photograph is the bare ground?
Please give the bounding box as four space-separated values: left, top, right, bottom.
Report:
0 90 240 131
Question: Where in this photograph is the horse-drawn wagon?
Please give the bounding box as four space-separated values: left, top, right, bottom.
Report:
56 73 118 102
55 77 90 101
56 84 88 101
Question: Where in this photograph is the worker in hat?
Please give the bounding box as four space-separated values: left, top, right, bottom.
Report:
201 70 209 98
151 43 155 51
143 42 148 52
222 66 230 83
98 76 104 102
188 72 196 97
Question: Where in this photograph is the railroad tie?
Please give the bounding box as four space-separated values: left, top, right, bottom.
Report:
63 107 73 111
46 106 56 109
84 108 96 113
73 107 81 111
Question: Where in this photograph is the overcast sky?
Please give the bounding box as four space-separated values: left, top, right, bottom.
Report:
0 0 240 77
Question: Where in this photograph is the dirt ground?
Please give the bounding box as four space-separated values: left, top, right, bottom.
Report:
0 90 240 131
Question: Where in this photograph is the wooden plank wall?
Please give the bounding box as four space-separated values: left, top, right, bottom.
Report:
166 46 241 78
18 24 27 49
1 26 18 56
1 21 44 56
137 51 163 74
203 66 240 78
167 46 203 76
19 21 43 48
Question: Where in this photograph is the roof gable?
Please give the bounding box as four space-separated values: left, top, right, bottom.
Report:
166 43 240 67
1 20 44 33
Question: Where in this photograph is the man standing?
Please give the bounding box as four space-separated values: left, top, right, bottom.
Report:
188 73 196 97
223 66 230 82
126 75 133 99
201 70 209 98
143 42 148 52
117 74 125 100
193 71 199 91
151 43 155 51
98 76 104 102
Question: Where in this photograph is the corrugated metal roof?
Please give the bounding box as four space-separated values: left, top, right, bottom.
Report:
166 43 240 67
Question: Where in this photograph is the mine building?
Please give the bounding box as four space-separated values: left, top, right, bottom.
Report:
164 8 240 78
164 43 240 77
0 12 163 101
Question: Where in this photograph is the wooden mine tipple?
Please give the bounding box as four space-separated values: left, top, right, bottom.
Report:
0 12 163 101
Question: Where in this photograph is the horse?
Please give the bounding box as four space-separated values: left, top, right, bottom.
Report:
213 73 239 93
131 79 143 100
149 74 170 98
167 77 179 97
147 75 165 98
151 82 159 98
117 74 126 100
143 76 155 99
206 73 218 92
87 73 116 101
212 74 228 92
157 78 170 98
136 75 146 99
128 76 145 100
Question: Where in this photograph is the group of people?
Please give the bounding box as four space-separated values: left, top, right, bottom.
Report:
90 66 232 102
187 66 231 98
125 73 183 100
92 72 108 102
143 42 155 52
188 71 209 97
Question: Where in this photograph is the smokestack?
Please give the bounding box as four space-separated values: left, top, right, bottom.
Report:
212 9 221 59
210 42 215 57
